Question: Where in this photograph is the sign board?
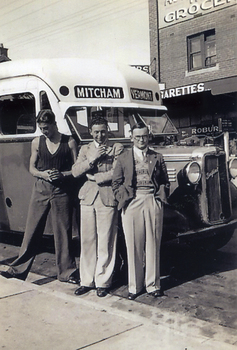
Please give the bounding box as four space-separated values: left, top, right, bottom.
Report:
131 65 150 74
192 124 219 135
218 118 235 132
74 86 124 99
130 88 153 101
160 82 207 99
158 0 236 28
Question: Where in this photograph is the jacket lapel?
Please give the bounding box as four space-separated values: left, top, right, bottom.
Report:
147 149 158 177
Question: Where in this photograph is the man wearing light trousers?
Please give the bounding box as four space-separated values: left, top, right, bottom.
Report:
112 123 170 300
72 116 123 297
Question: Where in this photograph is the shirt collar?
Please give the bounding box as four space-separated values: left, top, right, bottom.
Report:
93 140 100 148
133 146 148 159
94 140 109 148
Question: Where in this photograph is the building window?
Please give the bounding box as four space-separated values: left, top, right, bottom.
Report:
188 30 216 71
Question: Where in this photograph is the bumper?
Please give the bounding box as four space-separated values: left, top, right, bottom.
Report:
177 217 237 239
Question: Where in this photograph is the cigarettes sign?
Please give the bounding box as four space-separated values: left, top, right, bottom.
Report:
159 0 235 28
161 82 206 99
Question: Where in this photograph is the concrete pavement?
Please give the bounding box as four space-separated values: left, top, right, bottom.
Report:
0 266 237 350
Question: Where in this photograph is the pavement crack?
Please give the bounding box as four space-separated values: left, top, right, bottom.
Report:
0 289 34 300
75 323 143 349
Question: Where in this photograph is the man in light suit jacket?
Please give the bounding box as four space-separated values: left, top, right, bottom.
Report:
112 123 170 300
72 116 123 297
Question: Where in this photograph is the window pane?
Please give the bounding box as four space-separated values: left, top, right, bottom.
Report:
205 41 216 66
188 30 216 71
190 37 201 53
0 93 36 135
206 41 216 56
65 107 177 140
205 34 215 42
205 55 217 66
40 91 51 110
191 53 202 69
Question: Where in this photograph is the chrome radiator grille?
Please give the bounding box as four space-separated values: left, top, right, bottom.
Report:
204 154 231 223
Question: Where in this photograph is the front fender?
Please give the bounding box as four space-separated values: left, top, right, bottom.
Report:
162 204 190 242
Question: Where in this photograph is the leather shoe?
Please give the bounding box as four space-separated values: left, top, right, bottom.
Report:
68 275 80 284
97 288 108 297
0 271 14 279
74 286 91 295
128 293 138 300
149 289 164 298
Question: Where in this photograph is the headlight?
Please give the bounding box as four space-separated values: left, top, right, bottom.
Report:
229 158 237 178
185 162 201 184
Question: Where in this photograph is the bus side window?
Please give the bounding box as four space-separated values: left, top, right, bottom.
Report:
0 93 36 135
16 114 36 134
40 91 51 110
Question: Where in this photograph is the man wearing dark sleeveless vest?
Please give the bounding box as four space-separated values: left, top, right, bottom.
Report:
1 110 79 283
112 123 170 300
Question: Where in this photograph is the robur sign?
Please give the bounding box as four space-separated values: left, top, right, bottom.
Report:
192 125 219 135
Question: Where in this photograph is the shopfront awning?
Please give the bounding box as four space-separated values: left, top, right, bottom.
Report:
206 76 237 96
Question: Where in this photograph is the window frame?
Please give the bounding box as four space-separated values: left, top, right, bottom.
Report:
0 92 37 136
187 29 216 72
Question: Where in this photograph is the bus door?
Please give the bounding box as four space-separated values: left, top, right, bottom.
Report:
0 89 38 232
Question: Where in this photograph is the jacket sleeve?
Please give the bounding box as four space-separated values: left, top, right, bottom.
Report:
112 153 134 210
94 143 124 184
72 145 91 178
159 155 170 198
112 154 124 197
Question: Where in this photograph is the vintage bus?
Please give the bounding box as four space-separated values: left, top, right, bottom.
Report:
0 58 237 250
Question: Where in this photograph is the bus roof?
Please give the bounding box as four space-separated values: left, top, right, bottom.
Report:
0 58 163 107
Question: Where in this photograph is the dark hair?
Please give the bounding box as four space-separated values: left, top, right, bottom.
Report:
131 122 149 134
36 109 56 124
89 116 108 129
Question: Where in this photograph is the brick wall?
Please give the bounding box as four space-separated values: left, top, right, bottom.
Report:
148 0 159 79
157 5 237 88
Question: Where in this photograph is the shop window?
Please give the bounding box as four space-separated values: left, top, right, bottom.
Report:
0 93 36 135
187 30 216 71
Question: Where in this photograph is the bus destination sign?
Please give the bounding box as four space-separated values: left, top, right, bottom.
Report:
130 88 153 101
74 86 124 99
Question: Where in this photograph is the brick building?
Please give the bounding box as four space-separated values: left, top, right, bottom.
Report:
149 0 237 148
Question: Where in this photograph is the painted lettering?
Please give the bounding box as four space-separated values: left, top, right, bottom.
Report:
201 0 213 10
197 83 205 92
74 86 124 99
176 88 181 96
214 0 226 6
192 125 219 135
163 0 232 25
188 3 199 14
113 88 122 98
161 83 206 99
130 88 153 101
100 88 107 98
176 8 187 20
75 87 85 98
169 89 176 97
164 0 177 5
164 11 176 22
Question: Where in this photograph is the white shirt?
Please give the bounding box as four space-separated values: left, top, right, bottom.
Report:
133 146 148 161
94 140 100 148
